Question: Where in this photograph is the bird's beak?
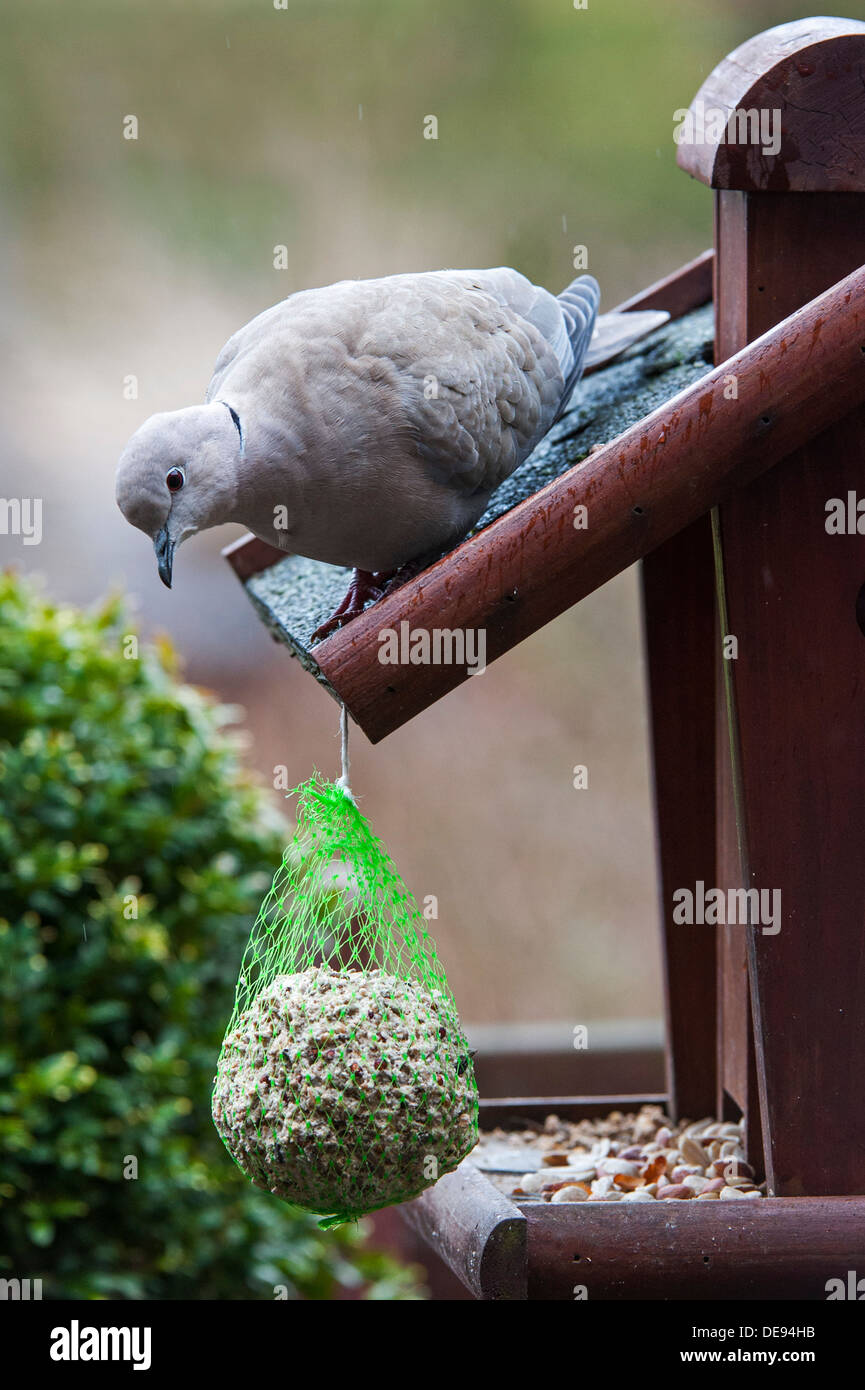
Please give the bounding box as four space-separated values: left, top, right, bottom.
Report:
154 527 175 589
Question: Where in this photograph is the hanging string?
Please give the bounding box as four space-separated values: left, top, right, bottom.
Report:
335 701 355 802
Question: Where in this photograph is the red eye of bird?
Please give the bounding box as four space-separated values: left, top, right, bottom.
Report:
166 468 185 492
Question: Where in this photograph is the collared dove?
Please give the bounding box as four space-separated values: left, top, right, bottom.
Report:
116 268 666 640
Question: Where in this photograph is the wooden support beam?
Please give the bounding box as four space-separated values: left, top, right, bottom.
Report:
615 248 713 320
631 253 718 1125
678 15 865 1195
315 263 865 742
714 196 865 1195
643 520 717 1123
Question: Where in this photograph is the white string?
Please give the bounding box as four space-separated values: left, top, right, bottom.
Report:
335 702 355 802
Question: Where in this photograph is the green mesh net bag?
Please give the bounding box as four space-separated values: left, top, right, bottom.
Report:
212 771 479 1228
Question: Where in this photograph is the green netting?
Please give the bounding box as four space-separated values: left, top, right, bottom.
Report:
212 773 479 1228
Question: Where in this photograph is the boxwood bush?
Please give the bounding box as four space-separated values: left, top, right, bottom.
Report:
0 573 422 1299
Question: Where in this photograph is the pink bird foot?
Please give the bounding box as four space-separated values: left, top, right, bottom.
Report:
310 562 423 643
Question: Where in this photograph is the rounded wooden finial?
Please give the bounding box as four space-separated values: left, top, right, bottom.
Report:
676 16 865 190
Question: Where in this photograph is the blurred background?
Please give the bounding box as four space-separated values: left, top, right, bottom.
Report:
1 0 820 1050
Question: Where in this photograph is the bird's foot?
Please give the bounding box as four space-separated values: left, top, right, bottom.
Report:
310 560 427 644
311 569 387 643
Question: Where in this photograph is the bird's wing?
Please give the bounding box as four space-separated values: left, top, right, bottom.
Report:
375 268 575 497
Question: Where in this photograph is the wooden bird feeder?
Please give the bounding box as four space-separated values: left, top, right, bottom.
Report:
226 17 865 1298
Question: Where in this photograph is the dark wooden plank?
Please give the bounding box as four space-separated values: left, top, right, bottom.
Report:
474 1042 664 1100
712 190 763 1170
398 1160 527 1300
676 17 865 191
317 264 865 741
712 188 865 1194
525 1197 865 1300
633 249 717 1127
222 532 287 581
715 621 762 1156
614 248 713 319
641 519 717 1123
478 1095 668 1129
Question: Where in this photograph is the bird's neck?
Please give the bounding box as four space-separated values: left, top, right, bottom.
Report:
231 407 307 548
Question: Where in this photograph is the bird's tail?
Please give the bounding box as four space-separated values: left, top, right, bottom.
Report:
555 275 600 418
559 273 670 379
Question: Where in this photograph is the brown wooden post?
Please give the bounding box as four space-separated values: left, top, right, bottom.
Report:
642 518 718 1125
678 16 865 1194
628 258 719 1125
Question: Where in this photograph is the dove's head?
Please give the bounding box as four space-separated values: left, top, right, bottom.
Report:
115 402 242 587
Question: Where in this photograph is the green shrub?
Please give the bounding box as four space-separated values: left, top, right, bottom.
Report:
0 572 423 1299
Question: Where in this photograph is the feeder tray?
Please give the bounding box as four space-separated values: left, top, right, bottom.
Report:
227 16 865 1298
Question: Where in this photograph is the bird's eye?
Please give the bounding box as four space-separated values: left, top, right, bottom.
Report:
166 468 185 493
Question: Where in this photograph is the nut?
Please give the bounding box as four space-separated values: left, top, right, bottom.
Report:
720 1140 744 1159
550 1184 588 1203
671 1164 702 1183
613 1172 647 1191
640 1155 667 1184
682 1174 709 1194
598 1157 641 1177
658 1183 695 1199
591 1175 615 1198
517 1171 547 1193
679 1136 710 1167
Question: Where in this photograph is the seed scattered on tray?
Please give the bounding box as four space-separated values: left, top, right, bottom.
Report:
477 1104 765 1203
212 967 478 1219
